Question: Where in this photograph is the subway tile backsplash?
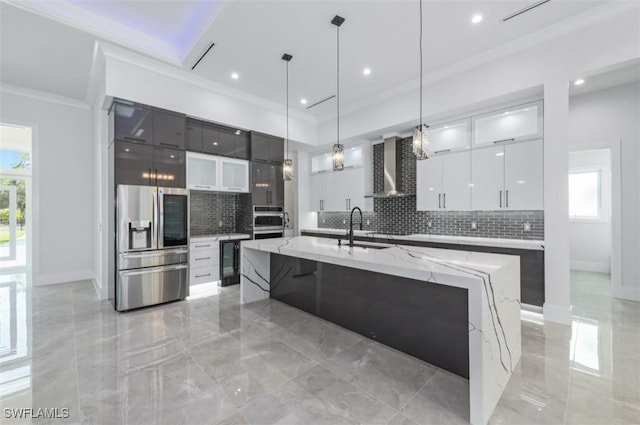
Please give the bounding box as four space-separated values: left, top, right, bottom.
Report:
190 191 252 236
317 138 544 240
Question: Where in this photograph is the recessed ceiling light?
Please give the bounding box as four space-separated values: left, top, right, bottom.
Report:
124 148 130 152
300 98 307 105
363 68 371 76
471 14 483 24
574 79 585 86
231 72 239 80
170 155 175 159
213 142 218 146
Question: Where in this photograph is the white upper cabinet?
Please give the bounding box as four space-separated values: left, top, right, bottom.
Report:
416 157 443 210
187 152 217 190
470 146 505 210
187 152 248 193
219 157 249 192
442 152 471 210
428 119 470 155
417 151 470 211
504 140 543 210
309 167 370 212
472 101 542 146
311 152 333 173
470 140 543 210
311 145 365 174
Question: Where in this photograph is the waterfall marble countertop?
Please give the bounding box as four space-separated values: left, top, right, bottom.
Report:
301 228 545 251
240 236 521 425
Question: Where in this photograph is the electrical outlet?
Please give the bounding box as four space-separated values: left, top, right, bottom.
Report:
342 219 346 225
471 221 478 230
322 219 326 224
427 221 432 228
219 221 224 227
366 220 370 226
523 222 531 232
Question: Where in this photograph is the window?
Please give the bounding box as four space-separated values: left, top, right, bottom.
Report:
569 171 600 219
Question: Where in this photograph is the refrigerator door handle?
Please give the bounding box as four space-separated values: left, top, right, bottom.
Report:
119 263 188 277
157 188 164 249
152 187 159 249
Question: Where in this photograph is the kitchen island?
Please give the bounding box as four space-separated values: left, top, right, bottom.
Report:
240 236 521 425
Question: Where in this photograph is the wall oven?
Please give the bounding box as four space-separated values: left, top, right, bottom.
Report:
116 185 189 311
253 205 284 239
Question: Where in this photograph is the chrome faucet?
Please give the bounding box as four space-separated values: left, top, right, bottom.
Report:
349 207 363 247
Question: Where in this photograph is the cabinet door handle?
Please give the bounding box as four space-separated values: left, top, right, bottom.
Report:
155 168 158 186
434 149 451 154
160 142 180 148
194 185 210 189
438 193 441 209
195 257 211 261
194 244 211 248
195 273 211 278
148 168 152 185
228 187 242 191
443 193 446 209
124 136 146 143
493 138 515 144
506 190 509 208
346 198 348 210
499 190 503 208
319 200 322 211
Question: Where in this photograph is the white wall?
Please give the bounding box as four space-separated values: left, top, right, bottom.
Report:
568 149 612 273
569 82 640 299
0 87 94 285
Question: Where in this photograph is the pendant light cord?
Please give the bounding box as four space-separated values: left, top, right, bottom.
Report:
419 0 423 129
337 23 340 146
286 60 289 159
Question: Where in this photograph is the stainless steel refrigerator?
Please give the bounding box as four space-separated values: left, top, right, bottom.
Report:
115 184 189 311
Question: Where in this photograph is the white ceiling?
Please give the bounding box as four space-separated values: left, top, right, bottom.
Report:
1 0 629 114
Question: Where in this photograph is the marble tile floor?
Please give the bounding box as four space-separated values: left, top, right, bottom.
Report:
0 271 638 425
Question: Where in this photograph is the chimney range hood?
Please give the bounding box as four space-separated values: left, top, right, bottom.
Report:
372 136 415 198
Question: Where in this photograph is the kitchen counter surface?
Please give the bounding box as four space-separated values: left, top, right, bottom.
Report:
240 236 521 425
301 228 544 251
190 233 251 242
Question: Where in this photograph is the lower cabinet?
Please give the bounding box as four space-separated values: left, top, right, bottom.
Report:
189 239 220 284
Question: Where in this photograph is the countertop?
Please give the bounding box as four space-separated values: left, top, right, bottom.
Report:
301 228 544 251
241 236 519 290
191 233 251 242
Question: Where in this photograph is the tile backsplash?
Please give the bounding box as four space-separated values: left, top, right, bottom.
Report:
317 138 544 240
190 191 252 236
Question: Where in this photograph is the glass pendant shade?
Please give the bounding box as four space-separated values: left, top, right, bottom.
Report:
413 124 429 160
283 158 293 181
332 143 344 171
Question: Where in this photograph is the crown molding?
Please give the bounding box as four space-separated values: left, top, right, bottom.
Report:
1 83 90 110
5 0 182 66
99 41 318 125
317 1 638 123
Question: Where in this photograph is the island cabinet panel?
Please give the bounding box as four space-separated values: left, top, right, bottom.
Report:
269 253 470 379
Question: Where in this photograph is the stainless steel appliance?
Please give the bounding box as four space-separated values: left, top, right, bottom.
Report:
116 185 189 311
253 205 284 239
219 239 241 286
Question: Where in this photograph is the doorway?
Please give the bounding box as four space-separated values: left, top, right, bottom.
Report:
0 124 32 274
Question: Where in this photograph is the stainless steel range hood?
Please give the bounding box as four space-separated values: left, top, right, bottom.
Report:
372 136 415 198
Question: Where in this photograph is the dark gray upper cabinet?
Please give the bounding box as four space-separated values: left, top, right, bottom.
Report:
153 109 185 149
153 147 186 188
114 141 185 188
113 103 153 145
185 120 203 152
251 162 283 206
202 124 221 155
250 132 284 164
114 141 155 186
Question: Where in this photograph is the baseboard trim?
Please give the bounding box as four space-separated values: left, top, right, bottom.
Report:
91 277 108 301
37 270 94 286
543 302 573 324
570 261 611 273
613 286 640 302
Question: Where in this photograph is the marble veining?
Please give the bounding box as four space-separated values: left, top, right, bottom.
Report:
240 236 522 425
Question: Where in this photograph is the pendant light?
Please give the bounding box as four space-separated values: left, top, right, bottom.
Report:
413 0 429 160
332 15 345 171
282 53 294 181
